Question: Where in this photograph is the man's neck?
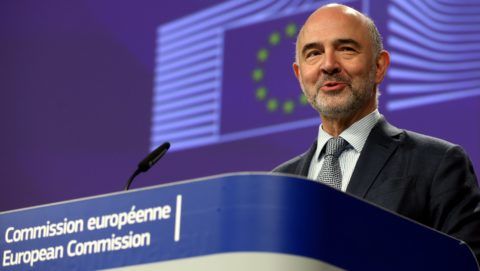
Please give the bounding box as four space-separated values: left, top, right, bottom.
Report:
321 107 377 137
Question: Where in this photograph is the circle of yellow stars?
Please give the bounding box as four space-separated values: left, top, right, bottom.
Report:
252 23 308 114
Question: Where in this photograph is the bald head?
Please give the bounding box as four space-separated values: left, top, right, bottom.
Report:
291 3 391 124
295 4 383 63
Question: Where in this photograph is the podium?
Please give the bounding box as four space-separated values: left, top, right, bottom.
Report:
1 173 478 270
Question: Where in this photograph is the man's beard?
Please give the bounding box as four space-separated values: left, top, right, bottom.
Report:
302 68 377 119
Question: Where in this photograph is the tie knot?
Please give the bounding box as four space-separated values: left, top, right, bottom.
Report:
324 137 348 157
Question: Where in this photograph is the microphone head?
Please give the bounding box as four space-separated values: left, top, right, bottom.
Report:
138 142 170 172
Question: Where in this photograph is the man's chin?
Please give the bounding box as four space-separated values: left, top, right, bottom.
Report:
314 103 356 119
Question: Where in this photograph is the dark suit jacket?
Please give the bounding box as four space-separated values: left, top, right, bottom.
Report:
273 117 480 264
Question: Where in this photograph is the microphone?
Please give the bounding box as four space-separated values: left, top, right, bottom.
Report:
124 142 171 191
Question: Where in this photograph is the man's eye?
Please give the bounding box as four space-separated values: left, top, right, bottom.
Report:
306 50 321 58
340 47 355 52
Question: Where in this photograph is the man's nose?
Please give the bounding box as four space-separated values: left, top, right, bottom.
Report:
321 51 341 75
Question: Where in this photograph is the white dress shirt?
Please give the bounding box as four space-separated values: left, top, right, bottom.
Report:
308 110 381 191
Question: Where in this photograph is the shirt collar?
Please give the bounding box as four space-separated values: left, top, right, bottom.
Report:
315 109 381 158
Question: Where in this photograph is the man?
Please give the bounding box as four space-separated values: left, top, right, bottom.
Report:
273 3 480 264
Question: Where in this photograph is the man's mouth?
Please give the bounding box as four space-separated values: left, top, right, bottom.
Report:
320 81 347 91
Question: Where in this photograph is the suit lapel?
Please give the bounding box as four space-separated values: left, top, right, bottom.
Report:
296 141 317 177
346 118 403 198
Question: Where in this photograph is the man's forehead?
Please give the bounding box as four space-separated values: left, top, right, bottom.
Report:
298 7 368 44
299 22 364 45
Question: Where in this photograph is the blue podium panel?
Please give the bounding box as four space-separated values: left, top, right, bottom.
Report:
0 173 478 270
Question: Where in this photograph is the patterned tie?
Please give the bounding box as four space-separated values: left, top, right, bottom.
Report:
317 137 348 190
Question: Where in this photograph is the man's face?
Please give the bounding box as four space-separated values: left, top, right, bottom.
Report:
294 7 385 119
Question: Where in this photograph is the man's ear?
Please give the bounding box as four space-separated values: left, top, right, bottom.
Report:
293 62 300 80
375 50 390 84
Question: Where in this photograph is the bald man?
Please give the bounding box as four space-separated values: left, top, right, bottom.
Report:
274 4 480 264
